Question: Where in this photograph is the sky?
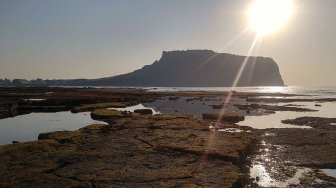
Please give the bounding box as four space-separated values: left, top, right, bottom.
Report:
0 0 335 86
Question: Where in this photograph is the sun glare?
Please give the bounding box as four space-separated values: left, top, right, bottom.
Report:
248 0 293 36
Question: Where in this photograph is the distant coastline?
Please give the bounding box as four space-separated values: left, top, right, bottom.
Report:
0 50 285 87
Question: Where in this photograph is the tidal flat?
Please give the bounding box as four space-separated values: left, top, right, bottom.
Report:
0 87 335 187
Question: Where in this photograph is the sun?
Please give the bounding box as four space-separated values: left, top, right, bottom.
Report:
248 0 293 36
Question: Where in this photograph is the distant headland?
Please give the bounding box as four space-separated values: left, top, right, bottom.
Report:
1 50 285 87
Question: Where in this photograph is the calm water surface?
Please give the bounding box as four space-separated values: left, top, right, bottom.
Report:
238 102 336 129
109 104 160 115
145 86 336 97
0 111 105 145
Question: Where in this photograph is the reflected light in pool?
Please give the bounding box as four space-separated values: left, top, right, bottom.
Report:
109 104 160 115
0 111 106 145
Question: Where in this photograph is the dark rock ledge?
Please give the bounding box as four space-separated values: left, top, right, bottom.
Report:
0 113 258 187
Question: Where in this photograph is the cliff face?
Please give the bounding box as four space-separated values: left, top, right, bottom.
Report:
78 50 285 87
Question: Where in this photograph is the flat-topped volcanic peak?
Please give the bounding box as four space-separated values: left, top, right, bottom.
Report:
63 50 285 87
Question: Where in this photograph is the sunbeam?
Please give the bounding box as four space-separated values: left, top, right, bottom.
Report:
246 38 262 86
217 36 260 116
197 35 260 170
230 36 259 89
192 28 250 74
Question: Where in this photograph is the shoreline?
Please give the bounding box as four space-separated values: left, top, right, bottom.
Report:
0 87 335 187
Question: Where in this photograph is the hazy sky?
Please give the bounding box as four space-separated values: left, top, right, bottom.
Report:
0 0 335 86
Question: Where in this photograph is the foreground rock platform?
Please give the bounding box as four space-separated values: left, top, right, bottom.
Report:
0 114 257 187
1 87 335 187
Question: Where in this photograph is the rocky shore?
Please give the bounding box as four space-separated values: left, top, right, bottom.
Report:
0 87 335 187
0 114 257 187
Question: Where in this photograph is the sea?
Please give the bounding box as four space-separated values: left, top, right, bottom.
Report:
145 86 336 97
70 86 336 97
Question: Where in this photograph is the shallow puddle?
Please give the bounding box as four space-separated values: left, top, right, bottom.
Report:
249 165 310 187
321 169 336 178
218 128 245 133
109 104 160 115
250 152 311 187
238 111 312 129
238 102 336 129
145 97 336 129
144 96 243 119
208 124 245 132
23 99 46 101
0 111 106 145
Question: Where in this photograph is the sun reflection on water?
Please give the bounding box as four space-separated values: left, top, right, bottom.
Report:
257 86 292 93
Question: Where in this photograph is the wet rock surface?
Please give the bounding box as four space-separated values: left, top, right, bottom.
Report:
71 102 134 113
234 103 317 112
202 113 245 123
0 87 159 119
0 114 256 187
247 127 336 187
91 109 132 121
0 87 311 120
282 116 336 129
264 128 336 168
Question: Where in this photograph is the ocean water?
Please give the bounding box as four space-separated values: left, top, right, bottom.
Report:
58 86 336 98
145 86 336 97
60 85 336 97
